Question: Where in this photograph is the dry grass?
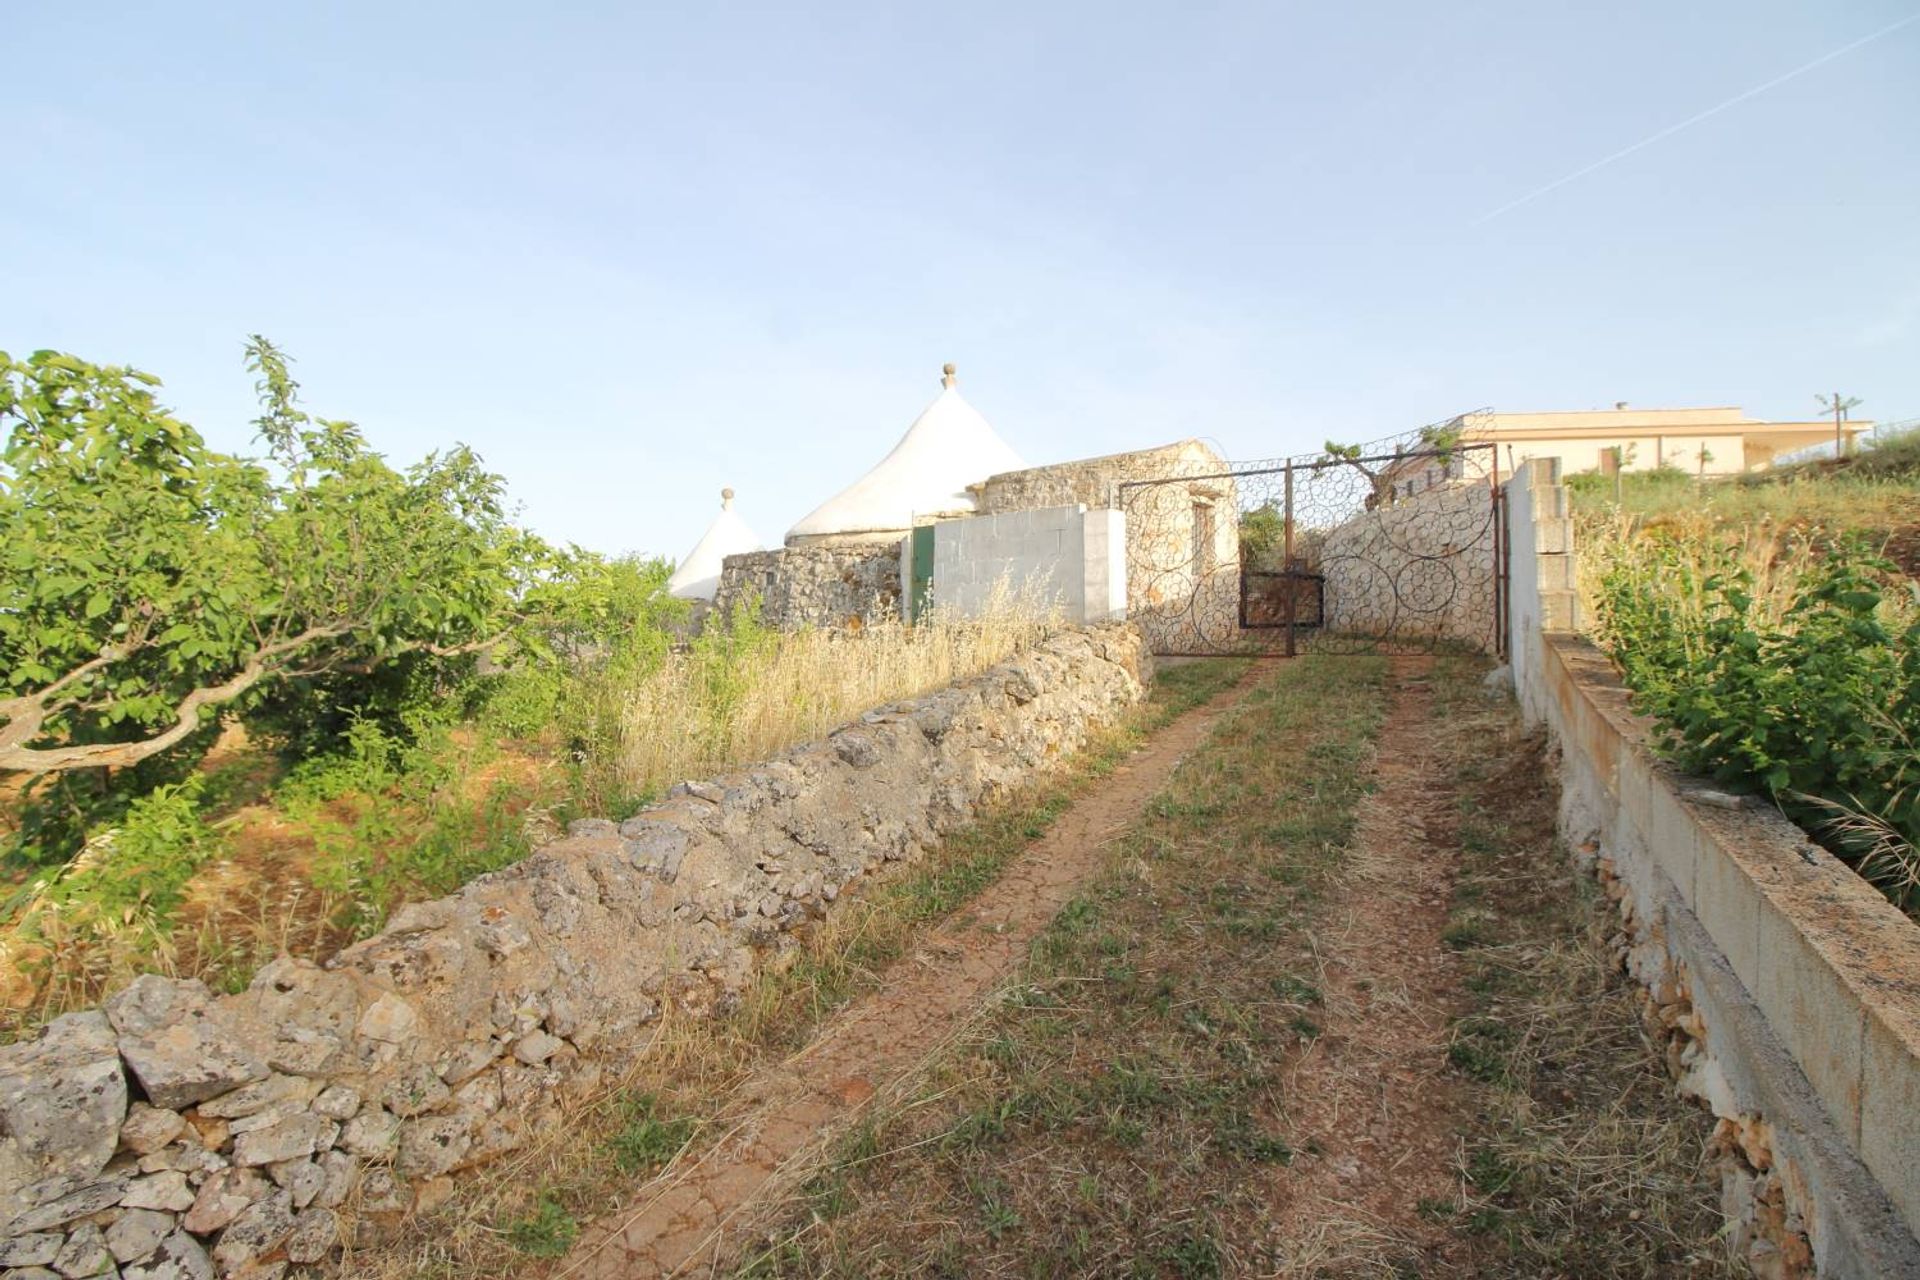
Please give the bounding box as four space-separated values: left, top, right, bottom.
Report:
1573 508 1825 651
611 592 1059 800
336 658 1252 1280
1428 660 1739 1277
1570 459 1920 646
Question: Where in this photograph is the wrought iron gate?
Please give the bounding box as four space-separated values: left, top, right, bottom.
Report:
1117 426 1507 658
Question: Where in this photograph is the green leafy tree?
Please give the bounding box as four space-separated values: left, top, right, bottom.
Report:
0 339 557 775
1239 503 1287 570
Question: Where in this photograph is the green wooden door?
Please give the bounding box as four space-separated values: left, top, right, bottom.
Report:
910 525 935 623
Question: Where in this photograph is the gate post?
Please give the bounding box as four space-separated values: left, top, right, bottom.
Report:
1283 460 1296 658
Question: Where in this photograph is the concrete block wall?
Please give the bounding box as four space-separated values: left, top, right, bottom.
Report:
927 505 1127 626
1504 458 1920 1277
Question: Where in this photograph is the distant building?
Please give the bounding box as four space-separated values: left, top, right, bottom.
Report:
1469 406 1870 478
1378 405 1875 500
701 365 1226 638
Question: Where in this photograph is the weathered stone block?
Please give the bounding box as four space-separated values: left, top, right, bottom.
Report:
106 977 266 1111
120 1229 214 1280
0 1010 127 1213
231 1116 336 1168
106 1208 177 1264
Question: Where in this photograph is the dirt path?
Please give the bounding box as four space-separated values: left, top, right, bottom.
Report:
554 666 1264 1279
1261 656 1470 1270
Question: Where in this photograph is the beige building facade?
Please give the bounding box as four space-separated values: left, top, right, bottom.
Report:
1465 406 1871 478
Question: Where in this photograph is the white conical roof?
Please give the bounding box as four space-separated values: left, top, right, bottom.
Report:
666 488 763 601
786 366 1025 545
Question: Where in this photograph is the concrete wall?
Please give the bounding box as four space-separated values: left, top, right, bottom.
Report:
926 505 1126 626
976 440 1239 655
1505 458 1920 1278
0 627 1152 1278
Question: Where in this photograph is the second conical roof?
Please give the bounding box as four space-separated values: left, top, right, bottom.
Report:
666 488 763 601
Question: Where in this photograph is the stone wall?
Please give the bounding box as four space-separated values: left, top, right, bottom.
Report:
713 543 903 630
1316 478 1499 651
0 626 1151 1278
975 439 1227 515
1505 459 1920 1278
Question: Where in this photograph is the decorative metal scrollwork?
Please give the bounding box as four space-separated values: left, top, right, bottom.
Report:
1118 417 1505 657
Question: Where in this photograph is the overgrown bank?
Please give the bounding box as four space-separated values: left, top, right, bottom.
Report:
1573 461 1920 919
1 602 1056 1036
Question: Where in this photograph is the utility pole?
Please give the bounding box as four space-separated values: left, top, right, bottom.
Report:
1818 392 1863 458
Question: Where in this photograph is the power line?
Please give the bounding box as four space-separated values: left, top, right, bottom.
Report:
1473 12 1920 226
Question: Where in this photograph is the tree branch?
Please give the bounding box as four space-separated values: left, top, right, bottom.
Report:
0 623 350 774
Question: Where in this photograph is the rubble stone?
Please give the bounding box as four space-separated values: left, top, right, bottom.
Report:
105 978 266 1111
0 1012 127 1211
105 1209 175 1264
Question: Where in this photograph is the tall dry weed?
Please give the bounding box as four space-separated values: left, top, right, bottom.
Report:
608 586 1062 801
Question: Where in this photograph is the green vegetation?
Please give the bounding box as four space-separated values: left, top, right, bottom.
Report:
1598 537 1918 911
1570 439 1920 918
504 1192 579 1258
0 340 576 778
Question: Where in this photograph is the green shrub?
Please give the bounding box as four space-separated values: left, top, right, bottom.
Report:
1598 536 1920 912
22 774 223 929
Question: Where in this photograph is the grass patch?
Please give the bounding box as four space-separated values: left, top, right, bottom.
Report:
504 1192 578 1258
743 656 1391 1277
1423 657 1739 1277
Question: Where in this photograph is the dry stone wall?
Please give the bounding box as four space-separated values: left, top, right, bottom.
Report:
0 625 1150 1279
1316 479 1498 650
713 544 902 630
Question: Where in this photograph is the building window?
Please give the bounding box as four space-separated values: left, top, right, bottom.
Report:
1192 499 1216 573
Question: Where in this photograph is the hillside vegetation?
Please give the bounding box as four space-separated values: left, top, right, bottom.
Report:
1572 432 1920 917
0 344 1055 1035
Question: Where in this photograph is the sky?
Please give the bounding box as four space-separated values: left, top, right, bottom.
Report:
9 2 1919 561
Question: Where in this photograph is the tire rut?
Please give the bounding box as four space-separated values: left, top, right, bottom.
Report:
554 666 1266 1280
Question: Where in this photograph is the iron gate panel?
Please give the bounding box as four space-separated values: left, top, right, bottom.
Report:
1118 424 1506 658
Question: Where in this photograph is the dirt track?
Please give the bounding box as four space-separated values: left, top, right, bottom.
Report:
554 667 1263 1279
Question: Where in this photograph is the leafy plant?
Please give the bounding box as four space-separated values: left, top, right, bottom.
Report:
31 775 223 924
607 1093 700 1174
1597 535 1920 912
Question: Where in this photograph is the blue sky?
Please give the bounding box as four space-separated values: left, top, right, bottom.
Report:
10 3 1918 560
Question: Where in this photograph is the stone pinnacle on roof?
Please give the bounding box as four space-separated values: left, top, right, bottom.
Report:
665 486 763 601
785 363 1025 546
